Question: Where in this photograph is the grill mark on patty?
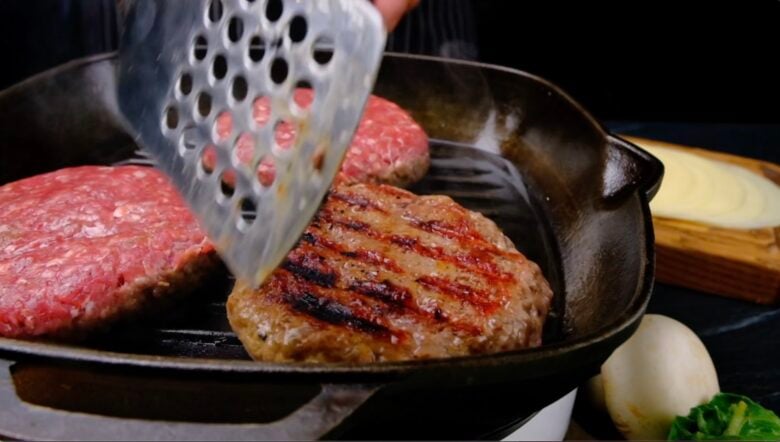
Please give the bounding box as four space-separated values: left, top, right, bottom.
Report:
285 291 391 337
282 241 484 336
285 247 436 321
340 250 402 273
407 218 484 241
326 195 521 272
417 275 501 314
280 250 406 320
387 234 515 283
282 251 337 288
350 280 412 309
328 191 388 213
288 191 509 337
348 279 484 335
405 217 523 259
322 199 519 282
301 232 402 273
275 271 395 339
318 208 515 283
371 184 414 200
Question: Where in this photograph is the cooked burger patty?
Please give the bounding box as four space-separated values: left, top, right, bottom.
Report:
228 183 553 363
0 166 217 339
213 90 430 188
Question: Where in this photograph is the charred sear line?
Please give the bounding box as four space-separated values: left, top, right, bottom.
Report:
372 184 413 200
285 291 390 336
408 217 482 242
282 253 338 288
416 275 497 312
317 209 374 236
329 191 387 213
342 219 371 233
300 230 403 273
406 216 520 259
390 235 418 249
300 231 339 251
321 209 515 282
350 280 412 308
341 250 402 273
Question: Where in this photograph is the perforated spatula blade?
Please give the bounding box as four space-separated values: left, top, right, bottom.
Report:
117 0 386 286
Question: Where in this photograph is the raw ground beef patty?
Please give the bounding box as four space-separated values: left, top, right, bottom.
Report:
0 166 218 339
213 90 430 188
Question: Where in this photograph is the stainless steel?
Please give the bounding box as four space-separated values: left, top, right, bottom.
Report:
117 0 386 287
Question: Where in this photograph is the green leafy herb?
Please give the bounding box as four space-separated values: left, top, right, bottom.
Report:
668 393 780 440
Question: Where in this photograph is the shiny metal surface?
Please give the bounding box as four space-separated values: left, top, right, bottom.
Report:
117 0 386 287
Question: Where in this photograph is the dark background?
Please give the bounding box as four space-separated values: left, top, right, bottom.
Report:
472 1 780 124
1 0 778 124
0 1 119 90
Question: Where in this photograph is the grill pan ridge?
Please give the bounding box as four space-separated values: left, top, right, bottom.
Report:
0 52 662 440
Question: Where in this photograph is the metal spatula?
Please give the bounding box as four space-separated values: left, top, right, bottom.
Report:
117 0 386 287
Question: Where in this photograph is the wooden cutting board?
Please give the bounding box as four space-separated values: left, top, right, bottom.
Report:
623 136 780 305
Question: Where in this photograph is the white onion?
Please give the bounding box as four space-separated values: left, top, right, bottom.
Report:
638 142 780 229
599 314 720 440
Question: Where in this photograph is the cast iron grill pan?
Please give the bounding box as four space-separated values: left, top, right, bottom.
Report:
0 53 662 440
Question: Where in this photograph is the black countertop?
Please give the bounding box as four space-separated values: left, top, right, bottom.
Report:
607 122 780 408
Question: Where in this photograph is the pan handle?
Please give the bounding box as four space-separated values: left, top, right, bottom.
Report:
0 360 377 441
603 134 665 202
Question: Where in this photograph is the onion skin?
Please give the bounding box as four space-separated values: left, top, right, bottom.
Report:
600 314 720 440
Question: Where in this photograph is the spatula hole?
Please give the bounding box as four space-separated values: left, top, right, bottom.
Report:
238 198 257 229
312 36 335 65
194 35 208 61
257 155 276 188
212 55 228 81
273 119 296 152
219 170 237 200
181 126 200 153
252 96 271 128
270 58 289 84
295 80 313 91
232 76 248 102
197 93 213 118
179 73 193 96
288 16 307 43
248 36 265 63
207 0 224 23
265 0 283 22
291 81 313 114
214 111 233 141
164 107 179 130
233 132 254 169
228 16 244 42
200 146 218 175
